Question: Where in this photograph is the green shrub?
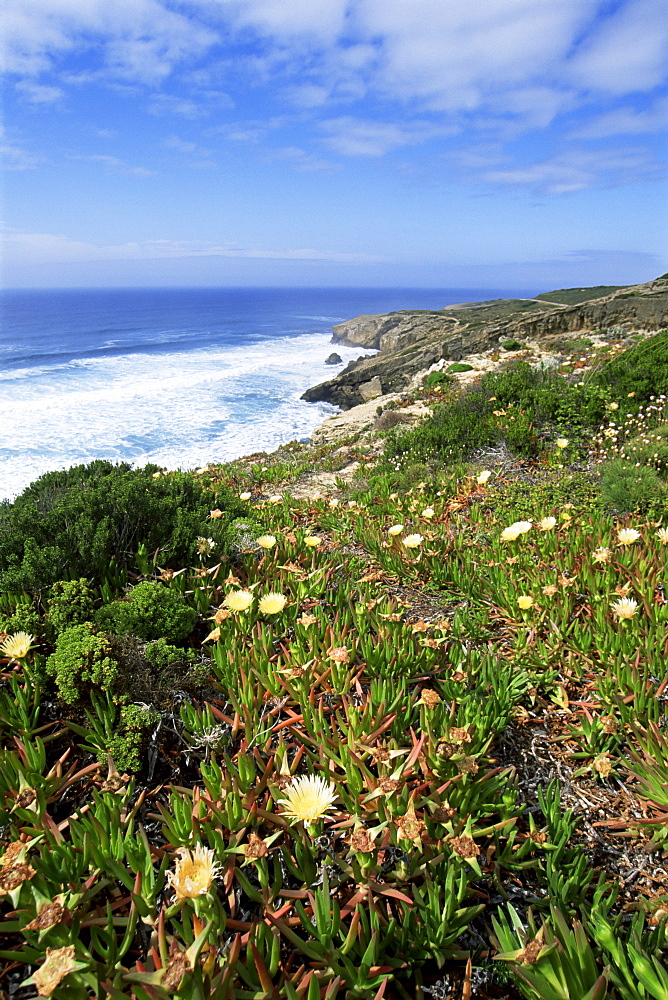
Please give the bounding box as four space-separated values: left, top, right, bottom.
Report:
94 581 197 643
0 460 247 593
423 371 454 388
387 361 610 465
594 329 668 404
105 704 160 774
500 339 526 351
46 624 121 705
446 362 474 374
0 602 41 644
45 579 96 638
599 459 668 516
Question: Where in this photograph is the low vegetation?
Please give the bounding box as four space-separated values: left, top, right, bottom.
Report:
0 331 667 998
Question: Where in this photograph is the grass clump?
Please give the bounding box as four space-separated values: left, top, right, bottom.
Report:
0 459 247 593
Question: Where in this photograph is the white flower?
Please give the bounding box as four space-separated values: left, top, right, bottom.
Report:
477 470 492 484
421 508 435 519
256 535 277 549
387 524 404 536
592 547 612 564
196 536 216 555
223 590 254 612
277 775 338 823
167 845 220 900
268 495 282 504
537 517 557 531
0 633 34 660
259 592 287 614
304 535 321 547
402 534 424 548
617 528 641 546
555 438 569 449
610 597 639 621
239 491 252 501
500 521 532 541
655 528 668 544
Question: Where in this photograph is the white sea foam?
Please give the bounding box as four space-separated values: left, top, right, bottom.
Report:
0 331 369 501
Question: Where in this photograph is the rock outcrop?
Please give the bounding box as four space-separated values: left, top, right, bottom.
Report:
302 276 668 410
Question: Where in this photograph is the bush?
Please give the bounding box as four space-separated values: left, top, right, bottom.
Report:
0 602 41 644
599 459 668 516
94 581 197 643
446 363 474 374
594 329 668 404
46 624 121 705
423 371 454 388
0 460 247 593
45 579 96 638
500 339 526 351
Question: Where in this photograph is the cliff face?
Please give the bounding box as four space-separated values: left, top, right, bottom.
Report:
302 276 668 410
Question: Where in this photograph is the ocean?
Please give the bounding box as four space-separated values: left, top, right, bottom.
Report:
0 286 534 502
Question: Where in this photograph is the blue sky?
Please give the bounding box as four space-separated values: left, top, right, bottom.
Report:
2 0 667 288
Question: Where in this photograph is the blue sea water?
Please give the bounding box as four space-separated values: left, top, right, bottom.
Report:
0 286 535 501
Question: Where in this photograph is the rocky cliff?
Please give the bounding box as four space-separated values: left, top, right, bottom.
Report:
302 275 668 409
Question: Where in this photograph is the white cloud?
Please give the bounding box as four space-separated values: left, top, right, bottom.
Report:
3 0 217 82
15 80 64 104
74 154 156 177
1 143 41 170
567 0 668 94
208 0 349 44
483 145 665 194
571 96 668 139
3 230 382 264
319 116 451 156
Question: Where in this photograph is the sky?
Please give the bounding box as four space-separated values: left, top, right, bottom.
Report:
2 0 667 289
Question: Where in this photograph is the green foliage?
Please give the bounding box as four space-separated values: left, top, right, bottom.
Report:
0 601 41 642
94 581 197 643
0 459 247 593
594 329 668 404
424 370 454 387
622 423 668 476
105 704 160 774
480 471 600 522
500 339 526 351
389 361 611 465
46 623 121 705
446 362 474 373
599 459 668 516
45 578 96 637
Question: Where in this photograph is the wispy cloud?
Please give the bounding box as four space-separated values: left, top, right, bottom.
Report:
319 117 452 156
74 155 155 177
1 142 41 170
483 145 666 194
4 230 383 264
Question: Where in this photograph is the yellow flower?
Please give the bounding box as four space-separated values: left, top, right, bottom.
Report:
617 527 641 546
402 534 424 548
0 633 34 660
421 508 435 519
656 527 668 544
29 945 80 996
387 524 404 536
256 535 277 549
610 596 639 620
537 517 557 531
477 470 492 484
277 775 338 823
555 438 569 449
607 402 619 411
304 535 321 547
500 520 532 541
259 592 287 614
239 491 252 501
167 845 220 900
517 596 534 609
223 590 254 612
592 546 612 564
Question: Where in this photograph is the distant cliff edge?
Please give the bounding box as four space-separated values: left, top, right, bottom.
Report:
302 276 668 410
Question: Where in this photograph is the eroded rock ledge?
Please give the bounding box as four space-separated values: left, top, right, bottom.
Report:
302 276 668 410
